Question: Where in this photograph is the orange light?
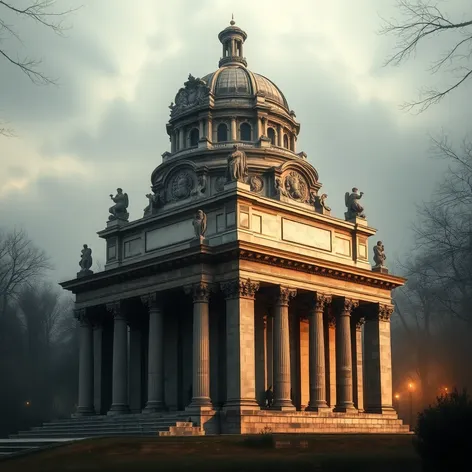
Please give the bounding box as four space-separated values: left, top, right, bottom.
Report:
408 382 414 391
394 393 400 400
445 387 448 392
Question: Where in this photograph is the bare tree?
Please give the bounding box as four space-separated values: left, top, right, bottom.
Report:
380 0 472 112
0 1 79 136
0 228 51 318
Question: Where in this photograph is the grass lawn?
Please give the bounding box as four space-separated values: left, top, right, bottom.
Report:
0 434 421 471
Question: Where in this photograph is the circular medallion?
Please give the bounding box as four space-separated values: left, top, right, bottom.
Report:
249 175 264 193
284 171 308 202
171 171 193 200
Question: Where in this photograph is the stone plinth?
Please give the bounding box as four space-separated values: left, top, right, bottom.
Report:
372 266 389 274
77 269 93 278
223 181 250 192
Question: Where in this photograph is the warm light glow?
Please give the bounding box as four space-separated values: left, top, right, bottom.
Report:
408 382 414 391
25 401 30 407
445 387 448 392
394 393 400 400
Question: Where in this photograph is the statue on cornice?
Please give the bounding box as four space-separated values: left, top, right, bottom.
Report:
144 189 161 217
226 145 248 183
193 209 207 239
344 187 365 220
79 244 93 273
109 188 129 221
373 241 387 268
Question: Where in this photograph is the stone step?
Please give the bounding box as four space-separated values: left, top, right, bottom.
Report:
11 432 158 439
35 420 178 430
44 416 179 426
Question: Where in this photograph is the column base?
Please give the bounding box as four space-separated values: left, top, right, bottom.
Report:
224 399 260 412
306 401 330 412
187 397 212 409
365 406 397 416
272 399 296 411
333 404 358 413
73 407 95 417
143 401 167 413
107 404 130 415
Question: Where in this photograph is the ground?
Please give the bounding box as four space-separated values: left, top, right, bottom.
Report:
0 434 421 471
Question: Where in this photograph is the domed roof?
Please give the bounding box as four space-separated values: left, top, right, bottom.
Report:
201 65 289 109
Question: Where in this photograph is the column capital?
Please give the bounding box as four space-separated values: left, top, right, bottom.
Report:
106 301 125 320
141 293 160 311
355 316 366 331
221 278 260 300
276 286 297 306
185 282 211 303
334 297 359 315
311 293 332 313
376 304 394 322
74 308 90 327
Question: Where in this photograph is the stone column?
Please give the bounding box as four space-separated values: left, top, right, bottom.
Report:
178 128 184 150
273 286 297 410
277 124 283 147
334 298 358 412
307 293 331 411
364 304 395 414
266 314 273 388
230 117 237 141
142 293 166 412
221 278 260 410
254 307 266 406
93 322 103 415
199 119 204 137
128 322 143 413
207 115 213 142
75 309 95 416
187 282 212 408
352 316 365 411
106 302 130 415
326 313 336 407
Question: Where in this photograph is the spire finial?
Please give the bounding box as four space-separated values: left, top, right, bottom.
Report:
230 14 235 26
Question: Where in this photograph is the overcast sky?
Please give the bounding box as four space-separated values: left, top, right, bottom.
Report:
1 0 471 287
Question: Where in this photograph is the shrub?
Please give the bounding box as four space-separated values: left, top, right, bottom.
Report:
414 389 472 470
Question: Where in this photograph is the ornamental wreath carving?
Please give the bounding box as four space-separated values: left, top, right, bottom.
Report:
283 171 309 203
170 171 194 201
170 74 210 116
249 175 264 193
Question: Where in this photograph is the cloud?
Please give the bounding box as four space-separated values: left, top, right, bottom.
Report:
0 0 471 286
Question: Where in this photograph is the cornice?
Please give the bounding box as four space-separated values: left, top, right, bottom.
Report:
61 240 405 295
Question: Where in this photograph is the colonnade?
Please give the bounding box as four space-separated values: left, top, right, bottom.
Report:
74 279 395 417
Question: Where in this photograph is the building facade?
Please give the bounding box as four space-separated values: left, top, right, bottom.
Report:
61 20 408 434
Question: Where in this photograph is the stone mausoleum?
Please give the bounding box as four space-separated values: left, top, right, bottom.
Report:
61 20 408 434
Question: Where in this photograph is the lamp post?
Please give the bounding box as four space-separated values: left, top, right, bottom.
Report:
394 393 400 412
408 383 414 430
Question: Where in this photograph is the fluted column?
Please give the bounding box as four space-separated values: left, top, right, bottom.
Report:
186 282 212 408
334 298 358 412
107 301 130 415
93 321 103 415
273 286 297 410
178 128 184 150
199 119 204 137
364 304 396 414
352 316 365 411
128 320 143 413
326 312 337 407
221 278 260 410
74 308 95 416
142 293 166 412
307 293 331 411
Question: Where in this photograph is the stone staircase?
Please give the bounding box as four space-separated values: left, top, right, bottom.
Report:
0 414 203 458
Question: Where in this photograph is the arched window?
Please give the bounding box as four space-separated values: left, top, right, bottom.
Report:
240 122 251 141
217 123 228 142
283 134 289 149
189 128 199 147
267 127 276 145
